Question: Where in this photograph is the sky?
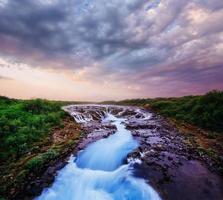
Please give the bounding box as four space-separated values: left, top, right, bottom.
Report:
0 0 223 101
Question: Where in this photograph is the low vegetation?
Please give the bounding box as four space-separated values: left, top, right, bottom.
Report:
0 97 82 199
118 90 223 134
0 97 65 162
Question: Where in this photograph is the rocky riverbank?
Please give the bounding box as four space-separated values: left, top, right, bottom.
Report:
124 111 223 200
8 104 223 200
64 105 223 200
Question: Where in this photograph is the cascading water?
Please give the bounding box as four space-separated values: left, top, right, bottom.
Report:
36 106 161 200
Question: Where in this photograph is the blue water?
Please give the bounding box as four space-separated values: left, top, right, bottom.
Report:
37 113 161 200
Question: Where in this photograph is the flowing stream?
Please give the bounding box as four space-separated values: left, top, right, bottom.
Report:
37 108 161 200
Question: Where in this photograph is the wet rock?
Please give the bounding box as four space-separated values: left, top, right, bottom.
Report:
126 123 157 130
17 104 223 200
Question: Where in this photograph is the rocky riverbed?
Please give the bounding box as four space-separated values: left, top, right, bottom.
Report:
63 104 223 200
123 109 223 200
17 104 223 200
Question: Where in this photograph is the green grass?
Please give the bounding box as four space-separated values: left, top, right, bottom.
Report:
117 90 223 134
0 97 67 163
0 97 81 199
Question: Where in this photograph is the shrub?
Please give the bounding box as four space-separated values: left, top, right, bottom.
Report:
0 98 65 163
25 156 45 171
118 90 223 133
25 149 59 172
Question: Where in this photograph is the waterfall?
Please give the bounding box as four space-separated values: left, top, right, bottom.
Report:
37 106 161 200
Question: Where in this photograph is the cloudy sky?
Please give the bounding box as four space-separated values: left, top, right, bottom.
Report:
0 0 222 101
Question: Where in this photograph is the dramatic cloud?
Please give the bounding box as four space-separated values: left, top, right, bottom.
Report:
0 0 222 100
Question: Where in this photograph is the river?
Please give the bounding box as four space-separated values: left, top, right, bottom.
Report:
36 106 161 200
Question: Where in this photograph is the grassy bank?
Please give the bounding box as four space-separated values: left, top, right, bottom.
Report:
0 97 83 199
117 90 223 173
118 90 223 134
